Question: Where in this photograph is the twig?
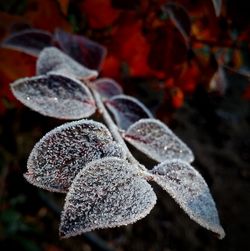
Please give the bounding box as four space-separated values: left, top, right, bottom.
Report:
91 87 147 171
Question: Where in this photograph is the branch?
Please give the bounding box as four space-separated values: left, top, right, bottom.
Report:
90 86 147 171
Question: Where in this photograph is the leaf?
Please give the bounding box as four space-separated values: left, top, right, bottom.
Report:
105 95 153 130
124 119 194 163
54 29 107 71
162 2 191 43
57 0 70 15
10 73 96 119
59 157 156 237
93 78 123 99
1 29 53 56
80 0 120 29
36 47 98 79
211 0 222 17
24 121 126 193
150 159 225 239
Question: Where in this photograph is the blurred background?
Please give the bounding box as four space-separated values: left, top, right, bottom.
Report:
0 0 249 250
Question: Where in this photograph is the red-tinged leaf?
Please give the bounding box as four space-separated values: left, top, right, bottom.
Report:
111 0 141 10
101 54 121 79
37 47 98 79
10 73 96 120
150 159 225 239
1 29 53 57
80 0 120 29
57 0 70 15
170 87 184 109
211 0 222 17
54 29 107 71
106 95 153 130
112 17 152 77
124 119 194 163
24 0 71 32
147 23 188 73
94 78 123 99
59 157 156 237
162 2 191 43
24 121 125 193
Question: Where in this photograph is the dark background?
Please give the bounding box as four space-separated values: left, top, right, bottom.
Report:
0 0 249 250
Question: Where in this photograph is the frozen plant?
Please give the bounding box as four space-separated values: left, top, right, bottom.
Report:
4 29 225 239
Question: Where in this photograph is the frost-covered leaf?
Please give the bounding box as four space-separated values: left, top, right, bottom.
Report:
211 0 222 17
36 47 98 79
10 73 96 119
24 121 125 193
1 29 52 56
124 119 194 163
150 159 225 239
94 78 123 99
105 95 153 130
162 3 191 43
54 29 107 71
59 157 156 237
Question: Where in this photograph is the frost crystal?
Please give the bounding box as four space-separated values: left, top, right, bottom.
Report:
1 29 52 56
24 120 125 193
94 78 123 99
150 159 225 239
59 157 157 237
10 73 96 119
105 95 153 130
124 119 194 163
36 47 98 79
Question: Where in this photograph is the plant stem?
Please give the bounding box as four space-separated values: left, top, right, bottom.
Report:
91 87 147 171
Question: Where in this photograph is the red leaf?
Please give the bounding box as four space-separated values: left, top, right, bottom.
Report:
80 0 120 29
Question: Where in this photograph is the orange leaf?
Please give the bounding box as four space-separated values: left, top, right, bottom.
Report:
57 0 70 15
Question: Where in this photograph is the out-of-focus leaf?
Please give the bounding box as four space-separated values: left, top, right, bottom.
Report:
80 0 120 29
147 23 188 73
54 29 107 71
10 73 96 119
105 95 153 130
24 121 125 193
210 66 250 120
59 157 156 237
57 0 70 15
124 119 194 163
211 0 222 17
1 29 53 57
94 78 123 99
150 159 225 239
162 2 191 43
36 47 98 79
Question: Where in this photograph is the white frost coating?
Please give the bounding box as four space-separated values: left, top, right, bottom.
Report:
36 47 98 79
24 120 126 193
1 29 52 56
124 118 194 163
105 95 153 130
10 73 96 119
150 159 225 239
59 157 157 237
94 78 123 99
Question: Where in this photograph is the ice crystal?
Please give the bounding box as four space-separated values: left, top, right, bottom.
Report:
124 118 194 163
59 157 156 237
150 159 225 239
24 120 125 193
10 73 96 119
105 95 153 130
